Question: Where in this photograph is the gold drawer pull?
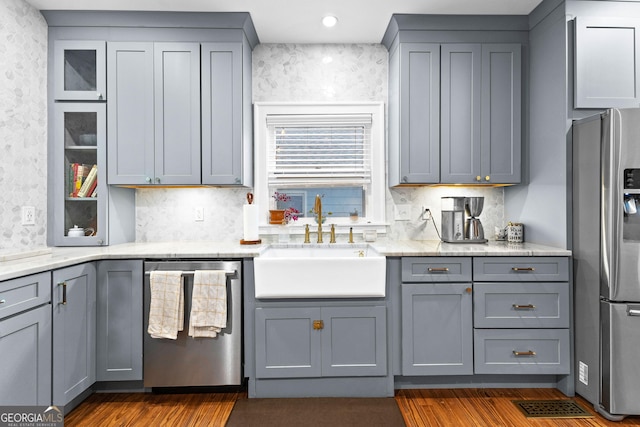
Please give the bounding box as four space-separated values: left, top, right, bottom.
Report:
512 267 535 272
513 350 536 357
513 304 536 310
313 320 324 330
428 267 449 272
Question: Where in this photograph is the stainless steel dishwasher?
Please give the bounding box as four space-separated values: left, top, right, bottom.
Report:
143 260 242 388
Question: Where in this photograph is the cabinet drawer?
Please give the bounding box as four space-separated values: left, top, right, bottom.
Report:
474 282 569 328
402 257 472 282
474 329 570 374
473 257 569 282
0 272 51 320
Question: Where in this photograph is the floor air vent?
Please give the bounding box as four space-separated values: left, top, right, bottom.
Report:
512 400 593 418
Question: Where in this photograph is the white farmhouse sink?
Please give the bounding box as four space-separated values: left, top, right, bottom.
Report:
254 244 386 298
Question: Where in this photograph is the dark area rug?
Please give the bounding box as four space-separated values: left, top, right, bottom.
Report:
225 397 406 426
512 399 593 418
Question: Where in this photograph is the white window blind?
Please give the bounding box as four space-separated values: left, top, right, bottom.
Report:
266 114 372 187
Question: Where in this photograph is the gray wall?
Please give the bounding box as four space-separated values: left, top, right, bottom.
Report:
505 0 569 248
0 0 48 253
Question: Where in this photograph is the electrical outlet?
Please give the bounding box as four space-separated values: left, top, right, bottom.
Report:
394 204 411 221
21 206 35 226
194 207 204 222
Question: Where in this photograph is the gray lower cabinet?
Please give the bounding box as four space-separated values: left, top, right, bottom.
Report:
0 272 52 405
401 283 473 376
472 257 570 375
107 42 200 185
574 17 640 108
400 257 473 375
52 263 96 407
96 260 143 381
255 306 387 379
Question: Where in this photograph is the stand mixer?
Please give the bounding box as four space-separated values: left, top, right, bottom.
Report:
465 197 487 243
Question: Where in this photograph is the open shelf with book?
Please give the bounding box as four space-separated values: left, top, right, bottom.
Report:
53 103 106 246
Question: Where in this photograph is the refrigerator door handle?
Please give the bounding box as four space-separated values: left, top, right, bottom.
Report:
602 109 622 299
627 307 640 316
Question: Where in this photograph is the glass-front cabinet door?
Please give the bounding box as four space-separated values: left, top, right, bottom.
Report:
54 41 106 101
53 103 106 246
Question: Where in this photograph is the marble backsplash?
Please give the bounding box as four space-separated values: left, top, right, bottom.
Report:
0 0 48 252
135 43 505 243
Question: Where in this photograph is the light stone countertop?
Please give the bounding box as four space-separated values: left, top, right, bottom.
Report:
0 239 570 282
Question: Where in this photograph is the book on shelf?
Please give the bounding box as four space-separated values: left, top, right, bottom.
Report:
68 163 94 198
77 164 97 198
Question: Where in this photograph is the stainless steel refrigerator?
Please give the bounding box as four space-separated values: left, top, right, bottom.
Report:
573 108 640 421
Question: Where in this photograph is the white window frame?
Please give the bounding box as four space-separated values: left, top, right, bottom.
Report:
254 102 386 234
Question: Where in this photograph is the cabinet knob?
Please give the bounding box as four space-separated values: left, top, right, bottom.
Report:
234 177 241 184
0 299 5 304
466 287 472 294
485 176 490 181
476 176 481 181
155 177 161 184
96 92 103 99
402 176 408 183
313 320 324 330
145 177 152 184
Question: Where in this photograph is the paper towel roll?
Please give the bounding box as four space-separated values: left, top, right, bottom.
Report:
243 204 259 241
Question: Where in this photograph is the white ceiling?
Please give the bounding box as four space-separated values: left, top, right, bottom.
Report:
25 0 543 44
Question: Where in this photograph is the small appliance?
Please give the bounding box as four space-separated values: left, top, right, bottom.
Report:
441 197 465 242
464 197 487 243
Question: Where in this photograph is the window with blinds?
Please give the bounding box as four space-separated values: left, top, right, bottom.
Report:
254 103 385 229
266 114 372 187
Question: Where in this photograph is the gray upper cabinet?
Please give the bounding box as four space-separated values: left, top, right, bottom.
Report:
441 44 521 184
52 102 108 246
440 44 481 184
384 15 525 186
574 17 640 109
389 43 441 185
54 40 106 101
108 42 201 185
107 42 154 186
201 42 252 186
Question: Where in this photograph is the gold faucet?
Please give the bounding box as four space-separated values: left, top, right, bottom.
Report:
314 194 323 243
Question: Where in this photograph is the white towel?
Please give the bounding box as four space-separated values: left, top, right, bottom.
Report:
147 271 184 339
189 270 227 338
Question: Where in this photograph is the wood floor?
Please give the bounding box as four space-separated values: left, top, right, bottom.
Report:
64 388 640 427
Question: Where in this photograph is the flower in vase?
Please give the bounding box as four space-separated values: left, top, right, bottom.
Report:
272 192 299 224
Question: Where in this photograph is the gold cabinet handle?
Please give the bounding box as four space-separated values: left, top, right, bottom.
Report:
513 350 536 357
428 267 449 272
513 304 536 310
512 267 535 272
465 287 472 294
59 282 67 305
476 176 482 181
313 320 324 330
485 175 490 181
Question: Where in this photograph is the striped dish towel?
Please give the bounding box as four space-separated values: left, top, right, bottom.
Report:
189 270 227 338
147 271 184 339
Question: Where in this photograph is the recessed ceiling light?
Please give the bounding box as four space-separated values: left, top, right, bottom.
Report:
322 15 338 28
